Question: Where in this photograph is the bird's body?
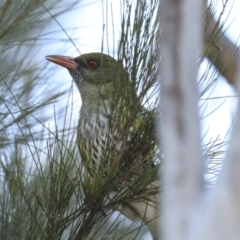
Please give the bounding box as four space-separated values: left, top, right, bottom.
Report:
46 53 160 239
77 104 110 176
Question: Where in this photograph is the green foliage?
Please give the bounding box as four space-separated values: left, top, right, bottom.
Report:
0 0 78 149
0 0 229 239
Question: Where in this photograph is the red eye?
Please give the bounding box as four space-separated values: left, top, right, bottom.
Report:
88 60 98 69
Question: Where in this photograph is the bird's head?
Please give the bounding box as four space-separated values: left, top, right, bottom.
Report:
46 53 130 110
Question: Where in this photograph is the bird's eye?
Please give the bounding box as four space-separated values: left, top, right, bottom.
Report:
88 60 98 69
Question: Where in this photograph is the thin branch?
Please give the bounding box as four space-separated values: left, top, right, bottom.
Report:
204 4 240 85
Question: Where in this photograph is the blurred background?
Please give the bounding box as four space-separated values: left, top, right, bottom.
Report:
0 0 239 239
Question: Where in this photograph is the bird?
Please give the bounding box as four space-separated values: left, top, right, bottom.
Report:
46 52 160 239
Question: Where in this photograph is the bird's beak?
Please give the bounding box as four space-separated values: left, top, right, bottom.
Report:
45 55 78 70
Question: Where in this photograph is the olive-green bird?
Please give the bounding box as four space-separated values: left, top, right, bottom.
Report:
46 52 160 239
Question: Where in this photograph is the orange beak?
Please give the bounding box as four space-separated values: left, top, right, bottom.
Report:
45 55 78 70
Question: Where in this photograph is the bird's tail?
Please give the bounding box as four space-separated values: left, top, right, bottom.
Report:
117 182 160 239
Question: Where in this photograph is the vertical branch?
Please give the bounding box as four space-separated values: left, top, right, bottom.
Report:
159 0 204 239
198 54 240 240
222 56 240 191
189 54 240 240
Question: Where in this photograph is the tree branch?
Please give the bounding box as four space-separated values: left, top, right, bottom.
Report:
159 0 204 239
204 4 239 85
